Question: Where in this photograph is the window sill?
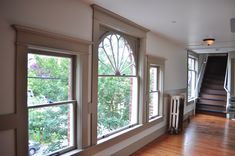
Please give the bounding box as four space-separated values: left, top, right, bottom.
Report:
149 115 163 123
188 97 196 103
61 149 82 156
187 97 197 105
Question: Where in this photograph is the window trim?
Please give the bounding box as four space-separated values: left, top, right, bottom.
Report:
14 25 91 155
92 4 149 145
146 55 165 123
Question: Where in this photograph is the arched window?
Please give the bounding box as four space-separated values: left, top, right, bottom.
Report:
97 32 138 138
98 33 136 76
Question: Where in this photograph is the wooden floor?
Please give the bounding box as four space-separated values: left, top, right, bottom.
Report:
132 114 235 156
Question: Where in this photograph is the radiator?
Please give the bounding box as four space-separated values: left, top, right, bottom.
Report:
169 95 184 134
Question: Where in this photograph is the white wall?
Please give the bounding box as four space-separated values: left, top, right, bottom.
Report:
0 0 188 155
146 32 187 91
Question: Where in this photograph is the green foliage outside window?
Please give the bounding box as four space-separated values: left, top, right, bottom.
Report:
28 54 71 154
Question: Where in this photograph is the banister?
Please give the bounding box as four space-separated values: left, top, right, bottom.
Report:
224 59 229 93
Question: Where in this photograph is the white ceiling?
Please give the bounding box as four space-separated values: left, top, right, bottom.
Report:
84 0 235 53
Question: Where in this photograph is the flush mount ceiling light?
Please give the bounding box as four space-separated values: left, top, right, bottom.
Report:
203 38 215 46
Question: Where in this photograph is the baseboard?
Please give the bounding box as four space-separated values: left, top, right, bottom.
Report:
111 126 167 156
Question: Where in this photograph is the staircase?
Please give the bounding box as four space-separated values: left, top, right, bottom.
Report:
196 56 227 117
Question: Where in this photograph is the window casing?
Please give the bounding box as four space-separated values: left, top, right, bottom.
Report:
97 32 139 139
188 56 197 100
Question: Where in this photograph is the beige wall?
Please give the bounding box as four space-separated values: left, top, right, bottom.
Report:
0 0 189 155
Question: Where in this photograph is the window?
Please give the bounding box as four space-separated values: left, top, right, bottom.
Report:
97 33 138 139
14 25 89 156
148 66 160 119
147 56 164 121
27 52 76 155
188 56 197 100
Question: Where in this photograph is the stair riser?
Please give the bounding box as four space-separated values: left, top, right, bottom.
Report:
201 89 226 95
204 78 224 83
199 99 226 105
196 111 226 117
202 84 224 90
200 94 226 101
197 105 226 111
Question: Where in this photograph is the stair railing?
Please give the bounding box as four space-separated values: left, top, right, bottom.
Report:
195 55 208 99
224 61 229 93
224 57 230 117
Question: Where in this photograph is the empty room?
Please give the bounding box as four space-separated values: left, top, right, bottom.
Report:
0 0 235 156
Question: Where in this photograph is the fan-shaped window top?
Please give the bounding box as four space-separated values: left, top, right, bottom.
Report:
98 33 136 76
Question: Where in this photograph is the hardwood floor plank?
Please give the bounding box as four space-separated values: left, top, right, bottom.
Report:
131 114 235 156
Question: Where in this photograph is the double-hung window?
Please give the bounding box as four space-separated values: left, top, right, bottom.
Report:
147 56 164 121
97 32 138 139
27 51 76 155
188 56 197 100
148 65 160 119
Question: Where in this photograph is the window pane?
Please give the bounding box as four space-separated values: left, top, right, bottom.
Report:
188 70 196 99
28 104 74 155
188 71 192 98
149 92 159 118
149 66 158 92
27 54 72 106
97 77 138 138
98 33 136 76
188 57 196 70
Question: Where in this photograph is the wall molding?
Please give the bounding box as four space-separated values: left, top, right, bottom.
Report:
112 126 167 156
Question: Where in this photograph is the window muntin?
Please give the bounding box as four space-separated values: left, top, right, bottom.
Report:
188 57 197 100
27 53 75 155
97 33 138 139
148 66 160 119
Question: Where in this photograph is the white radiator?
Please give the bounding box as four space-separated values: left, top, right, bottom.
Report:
169 95 184 134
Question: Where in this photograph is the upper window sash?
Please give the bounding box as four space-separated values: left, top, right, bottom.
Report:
149 65 159 92
188 56 197 71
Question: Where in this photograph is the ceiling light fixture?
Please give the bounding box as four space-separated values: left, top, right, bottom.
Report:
203 38 215 46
